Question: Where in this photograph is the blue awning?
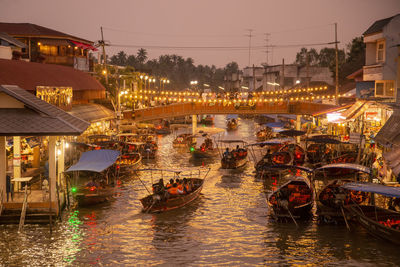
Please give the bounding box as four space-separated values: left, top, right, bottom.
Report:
342 182 400 198
66 149 120 173
265 122 285 128
315 163 371 174
226 114 238 119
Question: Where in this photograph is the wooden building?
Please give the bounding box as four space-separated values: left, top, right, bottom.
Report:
0 22 96 71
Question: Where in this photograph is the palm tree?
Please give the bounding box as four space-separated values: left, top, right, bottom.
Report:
137 48 148 65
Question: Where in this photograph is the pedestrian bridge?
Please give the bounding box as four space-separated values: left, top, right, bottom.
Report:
133 101 336 121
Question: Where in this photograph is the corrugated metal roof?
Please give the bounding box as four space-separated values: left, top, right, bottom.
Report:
375 109 400 147
0 85 89 136
0 22 93 44
69 103 115 123
363 15 397 36
0 32 26 48
0 59 105 92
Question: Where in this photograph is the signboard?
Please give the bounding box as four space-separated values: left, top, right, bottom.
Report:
356 81 375 99
349 132 361 144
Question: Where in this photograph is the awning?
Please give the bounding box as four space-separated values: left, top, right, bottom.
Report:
340 101 371 121
342 182 400 198
315 163 371 174
383 146 400 176
69 103 115 123
375 109 400 147
65 149 120 173
69 40 98 51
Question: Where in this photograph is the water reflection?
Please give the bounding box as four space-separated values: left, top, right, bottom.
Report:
2 116 400 266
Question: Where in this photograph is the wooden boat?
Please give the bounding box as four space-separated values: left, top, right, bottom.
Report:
200 115 214 125
256 127 273 141
314 164 371 222
139 168 210 213
65 149 120 206
155 120 171 135
268 174 314 219
246 138 295 178
279 144 306 165
172 133 196 148
190 137 217 158
342 182 400 244
219 140 247 169
116 152 142 172
226 118 238 131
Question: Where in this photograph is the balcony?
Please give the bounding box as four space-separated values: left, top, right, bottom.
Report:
363 64 383 81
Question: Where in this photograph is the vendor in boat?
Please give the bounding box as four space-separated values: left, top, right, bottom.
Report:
223 147 231 158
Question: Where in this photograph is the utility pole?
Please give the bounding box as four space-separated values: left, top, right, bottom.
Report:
253 64 256 91
335 23 339 105
306 51 309 89
246 29 253 67
100 26 108 86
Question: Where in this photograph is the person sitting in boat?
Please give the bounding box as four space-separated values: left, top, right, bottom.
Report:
183 178 191 193
167 182 184 196
166 179 174 189
263 149 273 164
205 138 213 149
152 179 165 193
223 147 231 158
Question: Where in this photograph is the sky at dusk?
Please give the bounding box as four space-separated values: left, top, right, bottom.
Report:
1 0 399 68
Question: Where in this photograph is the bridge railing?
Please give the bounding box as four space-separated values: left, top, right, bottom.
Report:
133 101 336 122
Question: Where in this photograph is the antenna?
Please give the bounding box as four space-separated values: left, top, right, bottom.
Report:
264 33 271 66
245 29 253 67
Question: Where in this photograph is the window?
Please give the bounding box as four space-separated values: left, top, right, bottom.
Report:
376 40 385 62
375 80 395 98
39 45 58 56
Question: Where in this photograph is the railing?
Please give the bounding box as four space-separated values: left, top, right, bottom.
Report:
18 185 29 232
133 101 337 122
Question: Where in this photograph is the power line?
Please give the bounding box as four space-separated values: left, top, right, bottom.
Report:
109 41 335 51
102 26 245 38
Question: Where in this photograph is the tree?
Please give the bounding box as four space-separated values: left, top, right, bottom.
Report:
109 51 127 66
295 48 319 66
224 62 239 73
137 48 148 65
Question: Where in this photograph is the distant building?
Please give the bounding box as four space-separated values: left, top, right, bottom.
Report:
362 14 400 101
242 66 264 91
224 71 242 92
241 64 333 92
0 22 97 71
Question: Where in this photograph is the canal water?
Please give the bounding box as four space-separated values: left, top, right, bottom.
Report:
1 115 400 266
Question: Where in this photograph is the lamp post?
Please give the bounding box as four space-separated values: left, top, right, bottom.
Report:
144 75 149 90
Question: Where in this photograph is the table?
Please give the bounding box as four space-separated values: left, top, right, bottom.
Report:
11 176 32 192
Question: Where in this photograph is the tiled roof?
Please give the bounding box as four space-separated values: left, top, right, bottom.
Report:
69 103 115 123
0 32 26 48
363 15 397 36
0 85 89 136
0 22 93 44
0 59 105 92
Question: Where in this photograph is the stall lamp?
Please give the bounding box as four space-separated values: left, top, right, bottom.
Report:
190 147 195 152
71 187 77 193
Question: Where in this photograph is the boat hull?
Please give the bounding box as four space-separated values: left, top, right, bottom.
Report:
221 157 247 169
346 205 400 245
74 187 115 206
